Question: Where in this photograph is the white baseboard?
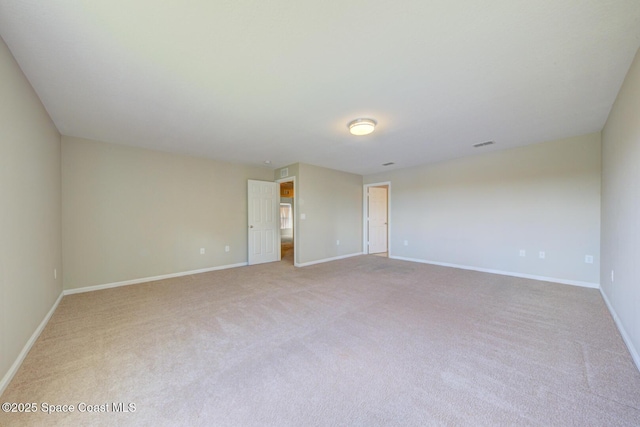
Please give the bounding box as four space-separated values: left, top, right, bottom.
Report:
295 252 363 268
599 288 640 372
0 291 64 397
390 256 600 289
63 262 248 295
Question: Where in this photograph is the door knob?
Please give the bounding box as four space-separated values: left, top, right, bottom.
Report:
250 225 254 228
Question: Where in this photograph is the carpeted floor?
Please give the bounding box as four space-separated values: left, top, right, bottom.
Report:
1 256 639 426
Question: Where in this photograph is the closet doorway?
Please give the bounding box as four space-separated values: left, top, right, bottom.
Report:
364 182 390 257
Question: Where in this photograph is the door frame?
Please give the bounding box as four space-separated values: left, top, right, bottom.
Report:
276 176 297 266
363 182 391 256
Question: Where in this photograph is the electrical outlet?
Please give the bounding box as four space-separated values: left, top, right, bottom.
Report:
300 213 306 220
200 248 205 255
54 269 57 279
539 251 545 259
404 240 408 246
585 255 593 264
611 270 615 282
519 250 526 257
225 245 230 252
336 240 340 246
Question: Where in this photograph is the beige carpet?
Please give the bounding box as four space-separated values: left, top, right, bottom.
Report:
1 256 639 426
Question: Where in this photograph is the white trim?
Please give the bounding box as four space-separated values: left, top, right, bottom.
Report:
390 256 600 289
599 288 640 372
295 252 363 268
363 182 391 256
1 291 64 396
63 263 247 295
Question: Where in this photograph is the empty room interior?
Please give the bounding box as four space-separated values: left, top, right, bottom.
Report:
1 0 640 425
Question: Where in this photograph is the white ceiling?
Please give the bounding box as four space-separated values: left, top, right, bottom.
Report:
1 1 639 175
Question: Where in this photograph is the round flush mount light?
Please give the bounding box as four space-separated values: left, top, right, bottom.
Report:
348 118 377 136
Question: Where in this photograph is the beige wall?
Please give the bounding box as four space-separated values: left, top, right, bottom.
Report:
0 37 62 387
296 164 363 265
365 133 601 285
274 163 363 265
276 163 299 184
62 136 273 289
601 47 640 367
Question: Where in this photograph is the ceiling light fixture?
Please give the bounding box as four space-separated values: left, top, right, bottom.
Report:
348 118 377 136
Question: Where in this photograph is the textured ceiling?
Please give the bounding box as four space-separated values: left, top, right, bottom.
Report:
1 0 639 175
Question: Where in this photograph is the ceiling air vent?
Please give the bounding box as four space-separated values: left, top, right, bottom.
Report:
473 141 495 148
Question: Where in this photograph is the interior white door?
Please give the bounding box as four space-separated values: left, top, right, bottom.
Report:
248 180 279 265
368 187 388 254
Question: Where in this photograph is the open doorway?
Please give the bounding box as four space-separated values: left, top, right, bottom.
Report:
279 179 295 264
364 182 390 257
